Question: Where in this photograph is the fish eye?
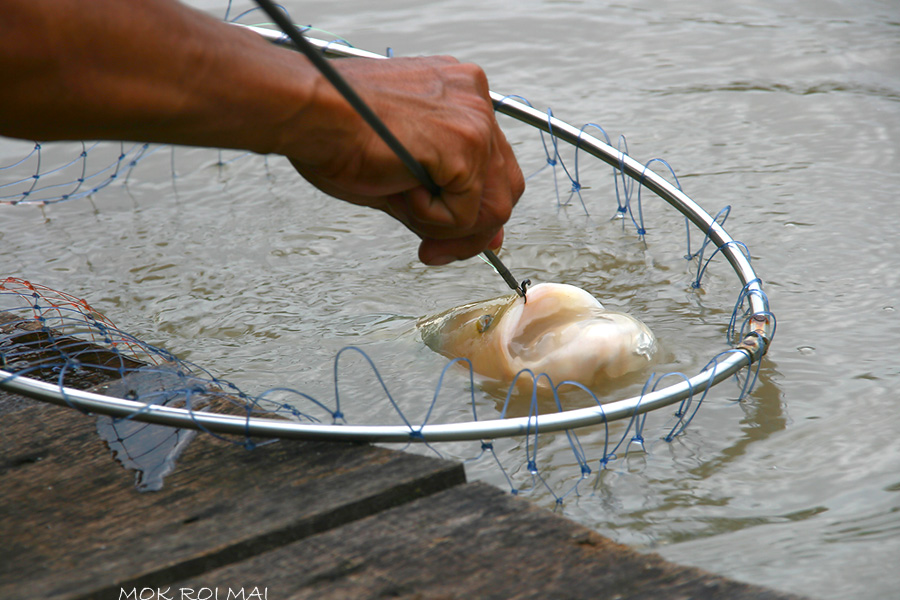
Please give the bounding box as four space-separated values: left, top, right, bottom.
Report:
476 314 493 333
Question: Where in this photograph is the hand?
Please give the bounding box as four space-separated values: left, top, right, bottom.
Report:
0 1 522 266
285 56 525 265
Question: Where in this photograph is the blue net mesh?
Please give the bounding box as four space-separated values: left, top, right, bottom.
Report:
0 10 774 504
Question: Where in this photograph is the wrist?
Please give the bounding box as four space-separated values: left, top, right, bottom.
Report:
269 57 365 172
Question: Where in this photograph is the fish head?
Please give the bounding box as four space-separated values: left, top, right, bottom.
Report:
418 293 520 379
419 282 656 389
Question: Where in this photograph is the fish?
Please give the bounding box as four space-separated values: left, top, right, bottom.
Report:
418 282 656 390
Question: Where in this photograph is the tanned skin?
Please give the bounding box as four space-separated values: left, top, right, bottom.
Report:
0 0 524 265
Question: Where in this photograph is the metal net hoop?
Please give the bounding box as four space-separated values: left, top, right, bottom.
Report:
0 28 773 444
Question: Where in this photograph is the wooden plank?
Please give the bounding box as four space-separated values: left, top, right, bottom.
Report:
171 481 807 600
0 392 465 600
1 310 807 600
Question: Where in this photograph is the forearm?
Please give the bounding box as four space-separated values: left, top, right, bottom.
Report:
0 0 524 264
0 0 329 158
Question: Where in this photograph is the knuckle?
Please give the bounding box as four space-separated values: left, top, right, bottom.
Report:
459 119 491 150
511 165 526 201
433 54 461 65
487 196 512 226
457 62 488 85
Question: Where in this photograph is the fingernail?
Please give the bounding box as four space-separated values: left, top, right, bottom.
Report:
429 255 455 266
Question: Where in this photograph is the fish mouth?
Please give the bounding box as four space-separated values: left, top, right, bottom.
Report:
499 283 603 360
497 283 656 384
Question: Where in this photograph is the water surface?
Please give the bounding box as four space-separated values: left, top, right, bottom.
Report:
3 1 899 598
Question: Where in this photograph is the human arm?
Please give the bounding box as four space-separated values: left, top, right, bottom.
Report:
0 0 523 264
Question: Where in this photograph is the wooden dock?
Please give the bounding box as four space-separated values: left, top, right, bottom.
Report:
0 334 807 600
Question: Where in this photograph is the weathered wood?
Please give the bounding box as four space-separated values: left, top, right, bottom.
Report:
0 394 465 600
0 310 145 390
1 309 806 600
171 481 807 600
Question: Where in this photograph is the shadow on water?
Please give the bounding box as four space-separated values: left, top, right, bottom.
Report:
93 368 203 492
684 361 788 480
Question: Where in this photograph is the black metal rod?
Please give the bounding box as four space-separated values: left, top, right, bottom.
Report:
482 249 527 298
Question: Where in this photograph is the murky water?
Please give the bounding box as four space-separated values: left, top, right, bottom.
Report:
3 1 899 598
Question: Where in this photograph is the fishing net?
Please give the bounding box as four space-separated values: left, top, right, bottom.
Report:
0 9 774 503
